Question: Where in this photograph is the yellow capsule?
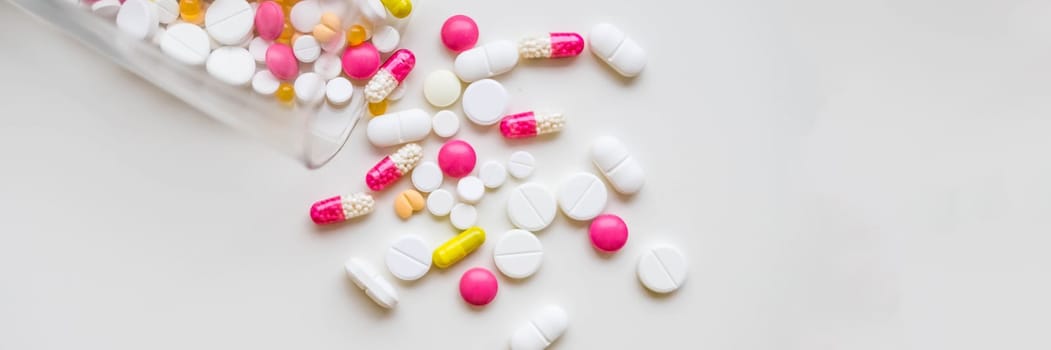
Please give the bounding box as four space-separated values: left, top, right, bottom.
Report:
433 227 486 269
179 0 205 25
380 0 412 19
275 82 295 105
368 100 388 116
346 24 367 47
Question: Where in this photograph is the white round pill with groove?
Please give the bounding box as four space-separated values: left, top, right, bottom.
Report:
386 235 431 281
507 183 557 231
556 172 608 221
160 23 211 66
637 245 687 294
155 0 179 24
493 229 543 279
293 35 322 63
116 0 159 40
507 151 535 179
205 0 254 46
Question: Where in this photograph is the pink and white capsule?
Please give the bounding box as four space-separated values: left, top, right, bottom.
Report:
366 143 423 191
309 192 375 225
364 49 416 103
518 32 585 59
499 111 565 139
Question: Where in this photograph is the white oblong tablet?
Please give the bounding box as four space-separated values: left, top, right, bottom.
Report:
116 0 159 40
479 161 507 189
205 0 254 45
507 183 557 231
155 0 179 24
248 36 270 63
450 203 478 230
326 77 354 105
588 23 647 77
294 72 326 104
493 229 543 279
206 46 255 86
345 258 399 308
457 176 485 204
91 0 121 19
510 305 568 350
507 151 535 179
372 25 400 53
453 40 520 82
313 53 343 80
556 172 608 221
637 245 687 294
411 161 444 193
431 110 460 138
293 35 322 63
462 79 509 126
386 235 431 281
423 70 462 108
160 23 211 66
366 108 432 147
289 0 322 33
591 136 644 195
426 189 455 216
252 70 280 95
357 0 388 26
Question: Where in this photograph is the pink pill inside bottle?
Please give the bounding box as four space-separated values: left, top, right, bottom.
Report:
265 43 299 81
254 1 284 41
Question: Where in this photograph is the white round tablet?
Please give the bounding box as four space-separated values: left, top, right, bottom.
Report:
206 47 255 86
160 23 211 66
388 83 408 101
507 151 536 179
386 235 431 281
372 25 400 53
313 53 343 80
479 161 508 189
431 110 460 138
155 0 179 24
637 245 688 294
450 203 478 230
204 0 253 45
556 172 608 221
91 0 121 19
294 72 326 104
326 77 354 105
494 229 543 279
462 79 509 126
289 0 322 33
411 161 443 193
116 0 159 40
252 70 280 95
248 37 270 63
426 189 454 216
457 176 485 204
507 183 557 231
423 70 462 108
293 35 322 63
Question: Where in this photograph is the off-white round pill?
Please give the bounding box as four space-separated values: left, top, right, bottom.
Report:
313 53 343 80
206 46 255 86
556 172 608 221
205 0 254 46
116 0 159 40
372 25 400 53
462 79 509 126
479 161 508 189
325 77 354 105
294 72 326 104
160 23 211 66
91 0 121 19
510 306 568 350
386 235 431 281
507 183 557 231
507 151 536 179
493 229 543 279
423 70 462 108
248 36 270 63
457 176 485 204
155 0 179 24
293 35 322 63
289 0 322 33
450 203 478 230
426 189 455 216
411 161 443 193
252 70 280 95
637 245 688 294
344 258 399 308
431 110 460 138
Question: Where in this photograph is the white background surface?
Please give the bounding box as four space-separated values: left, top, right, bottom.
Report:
2 0 1051 349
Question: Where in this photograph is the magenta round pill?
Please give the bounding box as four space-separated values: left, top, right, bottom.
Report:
459 267 498 306
438 139 476 178
265 43 298 81
342 42 381 80
254 1 284 41
589 214 628 253
441 15 479 52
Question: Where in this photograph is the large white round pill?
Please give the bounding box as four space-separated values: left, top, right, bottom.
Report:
294 72 326 104
206 47 255 86
116 0 159 40
637 245 688 294
386 235 431 281
345 258 399 308
431 110 460 138
325 77 354 105
411 161 443 193
479 161 507 189
494 229 543 279
507 151 536 179
160 23 211 66
205 0 254 46
252 70 280 95
248 37 270 63
462 79 509 126
155 0 179 24
372 25 401 53
313 53 343 80
289 0 322 33
293 35 322 63
450 203 478 230
91 0 121 19
457 176 485 204
556 172 608 221
426 189 454 216
423 70 462 108
510 305 568 350
507 183 557 231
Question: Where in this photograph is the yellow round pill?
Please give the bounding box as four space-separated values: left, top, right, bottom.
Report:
346 25 367 47
275 82 295 105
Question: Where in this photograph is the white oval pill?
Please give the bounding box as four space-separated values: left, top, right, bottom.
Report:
344 258 399 308
588 23 647 77
366 109 431 147
313 53 343 80
637 245 687 294
248 36 270 63
556 172 608 221
479 161 507 189
507 183 557 231
507 151 535 179
252 70 280 95
206 46 255 86
411 161 444 193
294 72 326 104
457 176 485 204
423 70 462 108
357 0 388 26
450 203 478 230
431 110 460 138
155 0 179 24
453 40 520 82
493 229 543 279
91 0 121 19
462 79 509 126
205 0 254 46
426 189 455 216
116 0 159 40
293 35 322 63
160 23 211 66
372 25 400 53
591 136 644 195
289 0 322 33
325 77 354 105
386 235 431 281
510 305 568 350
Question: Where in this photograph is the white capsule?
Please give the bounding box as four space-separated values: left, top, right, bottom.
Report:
588 23 647 77
366 109 432 147
453 40 520 82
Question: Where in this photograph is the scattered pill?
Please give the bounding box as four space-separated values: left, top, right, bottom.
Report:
637 245 687 294
462 79 509 125
500 111 565 139
394 189 425 220
450 203 478 230
179 0 205 25
366 108 431 147
411 161 444 193
293 72 326 104
275 82 295 104
386 235 431 281
372 25 401 53
454 40 519 82
433 226 486 269
507 183 557 231
493 229 543 279
518 32 585 59
289 0 322 33
368 100 388 116
459 267 497 306
293 35 322 63
357 0 388 26
248 36 270 63
309 192 375 225
346 24 368 46
265 43 299 80
252 70 281 95
423 70 462 108
479 161 507 189
556 172 607 221
116 0 159 40
588 23 646 77
365 49 415 103
426 189 455 216
325 77 354 105
509 306 568 350
313 53 343 80
431 110 460 138
254 1 284 41
155 0 180 24
160 23 211 66
205 0 253 46
589 214 628 253
345 258 399 308
379 0 412 19
366 143 423 191
320 28 347 53
507 151 535 179
91 0 121 19
441 14 479 52
438 139 477 178
456 176 485 203
388 83 407 101
312 12 341 44
591 136 644 195
206 46 255 86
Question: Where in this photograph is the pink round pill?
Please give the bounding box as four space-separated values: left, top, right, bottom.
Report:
342 42 381 80
265 43 298 81
441 15 479 52
254 1 284 41
438 139 476 178
459 267 498 306
589 214 628 253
